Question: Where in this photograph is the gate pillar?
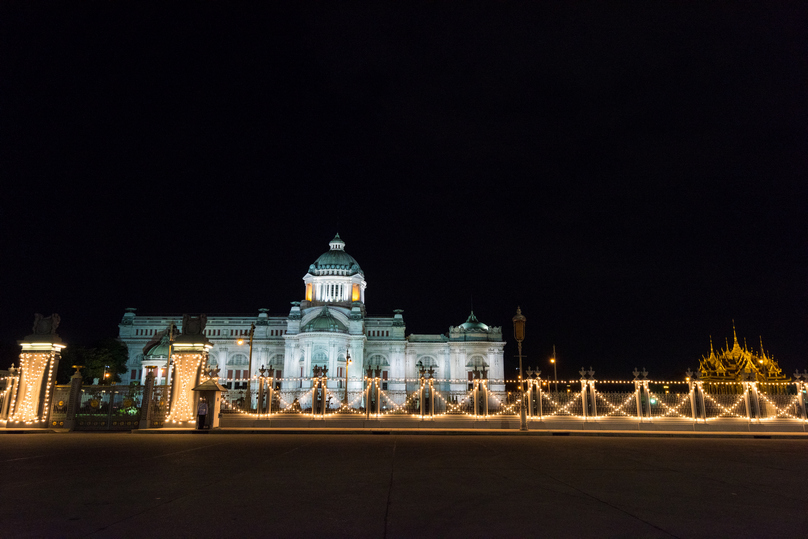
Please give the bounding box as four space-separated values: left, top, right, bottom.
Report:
138 369 156 430
166 315 213 427
8 314 65 428
1 366 19 420
63 367 84 431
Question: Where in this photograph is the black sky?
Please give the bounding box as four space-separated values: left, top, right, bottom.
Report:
1 2 806 380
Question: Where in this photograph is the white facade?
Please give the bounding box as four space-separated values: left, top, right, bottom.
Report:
118 235 505 397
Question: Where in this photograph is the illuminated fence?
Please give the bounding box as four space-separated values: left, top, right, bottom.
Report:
596 392 638 418
9 371 805 431
173 373 808 425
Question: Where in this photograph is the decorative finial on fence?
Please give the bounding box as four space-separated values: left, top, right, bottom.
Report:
640 368 648 379
587 367 595 379
579 367 587 378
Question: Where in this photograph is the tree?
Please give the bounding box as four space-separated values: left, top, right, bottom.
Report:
57 339 129 385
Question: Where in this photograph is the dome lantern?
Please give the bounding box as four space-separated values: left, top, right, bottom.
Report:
303 234 368 306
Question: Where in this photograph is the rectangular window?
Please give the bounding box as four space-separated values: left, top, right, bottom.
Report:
468 372 473 381
131 369 137 380
227 369 233 379
382 371 388 380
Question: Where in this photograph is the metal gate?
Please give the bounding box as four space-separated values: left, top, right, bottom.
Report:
74 386 143 430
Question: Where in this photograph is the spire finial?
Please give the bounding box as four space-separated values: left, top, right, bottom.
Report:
709 335 714 354
732 320 738 344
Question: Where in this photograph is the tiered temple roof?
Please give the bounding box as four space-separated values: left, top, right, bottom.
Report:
698 323 789 384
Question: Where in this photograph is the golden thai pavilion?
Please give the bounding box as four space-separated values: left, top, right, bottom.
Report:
699 323 789 391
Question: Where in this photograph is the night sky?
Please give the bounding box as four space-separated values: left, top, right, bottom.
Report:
2 3 806 381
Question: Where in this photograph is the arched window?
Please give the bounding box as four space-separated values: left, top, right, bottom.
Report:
269 354 284 366
228 354 248 366
467 355 488 368
312 349 328 365
419 356 437 367
367 354 389 367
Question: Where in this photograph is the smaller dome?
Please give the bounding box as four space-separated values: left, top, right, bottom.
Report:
144 333 171 357
459 311 489 332
301 306 347 333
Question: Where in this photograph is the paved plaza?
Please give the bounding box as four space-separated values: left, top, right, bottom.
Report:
1 433 806 538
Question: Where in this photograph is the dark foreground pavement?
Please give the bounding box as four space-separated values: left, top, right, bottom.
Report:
1 434 806 538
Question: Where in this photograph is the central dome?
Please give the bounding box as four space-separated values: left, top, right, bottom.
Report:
308 234 363 276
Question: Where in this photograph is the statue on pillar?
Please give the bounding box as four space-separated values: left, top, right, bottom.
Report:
31 313 61 336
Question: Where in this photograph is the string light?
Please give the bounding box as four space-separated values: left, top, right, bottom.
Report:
10 352 50 423
166 352 204 423
181 373 808 424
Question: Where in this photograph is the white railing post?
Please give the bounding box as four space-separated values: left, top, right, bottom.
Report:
535 378 542 421
483 380 489 418
632 369 643 421
473 379 479 418
365 375 371 420
750 380 761 421
428 379 434 419
793 370 807 420
742 375 753 422
642 372 651 420
579 368 588 420
686 369 698 422
418 377 424 420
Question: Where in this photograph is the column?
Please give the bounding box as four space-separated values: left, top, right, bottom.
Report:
9 318 64 427
580 379 588 420
64 367 84 431
166 322 213 426
138 370 155 430
634 380 643 420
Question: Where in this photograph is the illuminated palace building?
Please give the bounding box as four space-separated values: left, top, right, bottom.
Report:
118 235 506 402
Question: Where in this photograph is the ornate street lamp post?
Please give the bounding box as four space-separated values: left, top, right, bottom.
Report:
236 323 256 411
513 307 528 431
551 344 558 394
343 348 352 409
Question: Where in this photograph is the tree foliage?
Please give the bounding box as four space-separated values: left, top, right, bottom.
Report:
57 339 128 385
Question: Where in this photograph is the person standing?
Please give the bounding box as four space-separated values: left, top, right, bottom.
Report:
197 398 208 430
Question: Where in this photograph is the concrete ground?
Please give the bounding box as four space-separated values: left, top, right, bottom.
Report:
1 434 806 538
